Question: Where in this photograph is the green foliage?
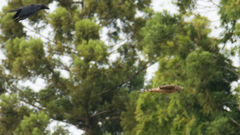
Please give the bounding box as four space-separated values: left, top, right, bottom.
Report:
121 6 240 135
140 11 180 59
0 11 25 42
52 123 70 135
14 111 50 135
74 19 100 44
48 6 74 43
4 37 46 78
76 40 108 63
0 94 31 135
0 0 153 134
173 0 196 13
186 49 217 83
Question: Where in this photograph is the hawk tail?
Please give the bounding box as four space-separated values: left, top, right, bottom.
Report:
138 90 147 92
137 89 155 92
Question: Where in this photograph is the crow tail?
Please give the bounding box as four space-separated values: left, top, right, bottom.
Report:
8 9 20 12
14 18 21 23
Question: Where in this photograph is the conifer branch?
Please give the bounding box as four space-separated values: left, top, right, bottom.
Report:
230 117 240 127
70 1 84 8
85 77 95 122
20 97 87 127
108 38 131 54
90 109 117 118
7 85 43 111
0 85 5 94
108 38 128 48
49 115 86 130
23 25 55 43
46 63 67 90
19 98 43 110
98 62 156 95
71 1 83 4
175 104 193 121
177 22 197 44
23 24 78 56
217 66 240 79
99 115 120 122
191 23 201 43
9 85 88 128
63 112 86 121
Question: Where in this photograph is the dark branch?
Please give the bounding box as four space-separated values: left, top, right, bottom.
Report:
63 112 86 122
70 1 84 8
23 25 55 43
177 22 197 44
0 85 6 94
19 91 87 128
230 117 240 127
99 116 120 122
85 77 95 122
52 118 86 131
90 109 117 118
217 66 240 79
5 77 87 130
191 23 201 43
19 98 43 110
23 25 68 90
46 64 67 90
71 1 83 4
11 85 87 126
98 62 156 95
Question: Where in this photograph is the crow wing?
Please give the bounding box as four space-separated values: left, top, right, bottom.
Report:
8 4 42 21
17 4 41 18
12 9 22 19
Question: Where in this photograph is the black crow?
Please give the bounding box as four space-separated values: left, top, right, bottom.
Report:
8 4 49 22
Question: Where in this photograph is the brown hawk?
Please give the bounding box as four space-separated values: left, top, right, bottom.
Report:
138 84 184 94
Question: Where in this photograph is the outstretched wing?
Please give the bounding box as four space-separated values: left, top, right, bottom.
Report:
12 9 22 19
138 88 162 93
8 4 42 22
159 84 176 90
138 84 183 94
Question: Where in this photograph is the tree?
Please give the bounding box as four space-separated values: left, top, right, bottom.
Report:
121 1 240 135
0 0 152 134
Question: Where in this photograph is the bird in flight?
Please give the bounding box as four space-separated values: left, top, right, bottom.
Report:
8 4 49 22
138 84 184 94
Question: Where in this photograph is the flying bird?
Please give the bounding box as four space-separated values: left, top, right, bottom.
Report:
8 4 49 22
138 84 184 94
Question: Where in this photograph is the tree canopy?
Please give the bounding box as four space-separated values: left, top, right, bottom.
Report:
0 0 240 135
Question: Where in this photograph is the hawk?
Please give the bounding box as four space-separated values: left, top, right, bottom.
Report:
8 4 49 22
138 84 184 94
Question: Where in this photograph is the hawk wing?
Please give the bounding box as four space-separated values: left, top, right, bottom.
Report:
138 88 162 93
138 84 183 94
159 84 176 90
